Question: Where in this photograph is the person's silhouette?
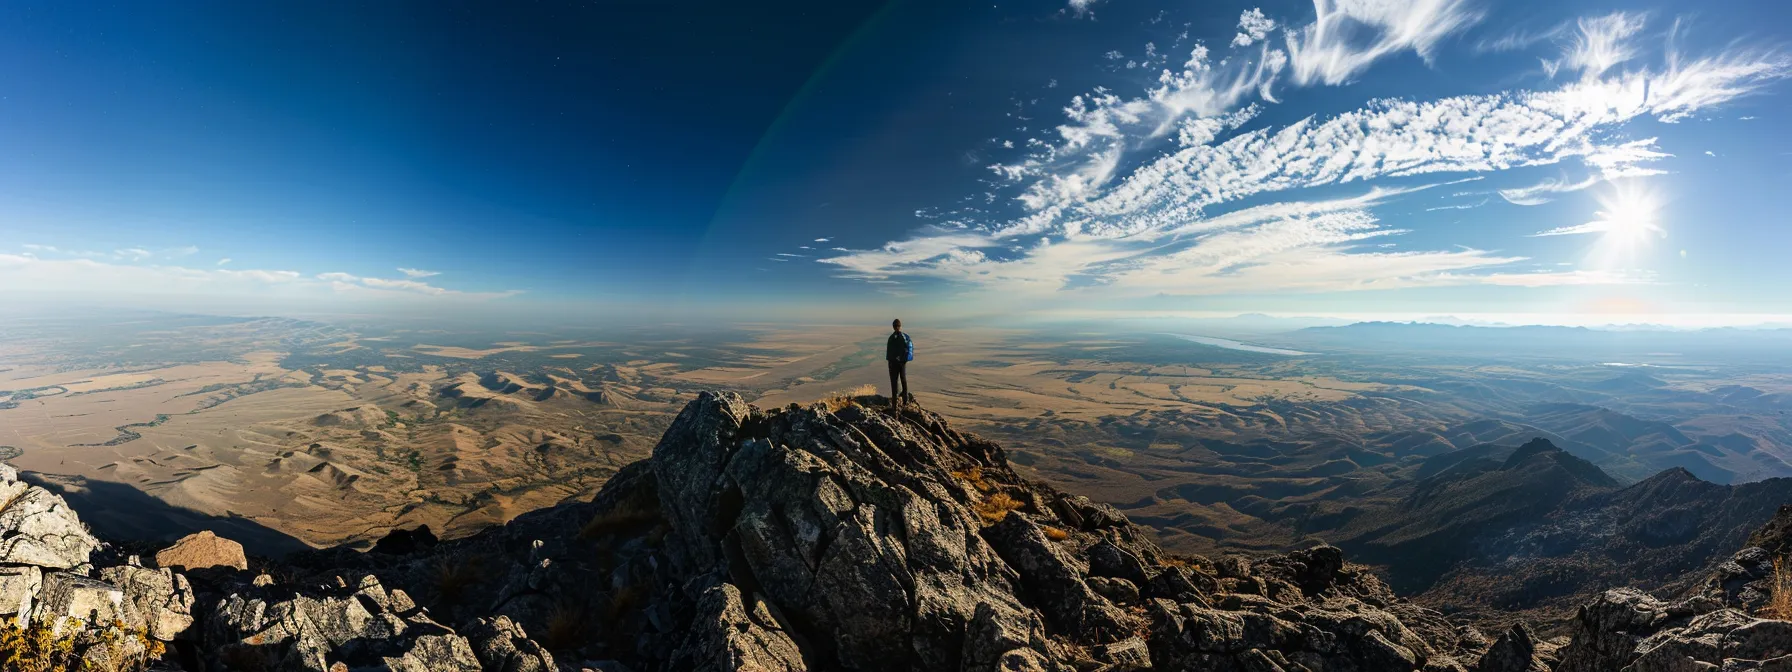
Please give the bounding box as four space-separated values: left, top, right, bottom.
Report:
886 319 913 409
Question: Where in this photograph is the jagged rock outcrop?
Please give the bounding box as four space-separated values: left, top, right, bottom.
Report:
1699 504 1792 614
671 582 807 672
552 391 1484 670
99 564 196 641
0 463 101 570
206 573 482 671
463 615 558 672
1701 545 1779 613
1550 588 1792 670
1471 624 1554 672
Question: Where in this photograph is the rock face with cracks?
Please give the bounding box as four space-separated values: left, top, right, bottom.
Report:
576 392 1488 670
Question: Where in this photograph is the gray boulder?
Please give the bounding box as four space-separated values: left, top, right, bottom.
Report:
99 564 196 641
0 565 42 625
206 573 475 672
463 615 556 672
383 632 484 672
1553 588 1792 671
34 572 124 636
1473 624 1552 672
985 513 1135 642
670 582 808 672
0 472 101 569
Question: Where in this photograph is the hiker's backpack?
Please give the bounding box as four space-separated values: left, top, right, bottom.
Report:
903 333 914 361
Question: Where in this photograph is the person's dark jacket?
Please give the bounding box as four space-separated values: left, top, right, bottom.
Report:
886 332 913 362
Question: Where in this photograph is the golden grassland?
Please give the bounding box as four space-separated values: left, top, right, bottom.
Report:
0 342 675 549
13 321 1792 561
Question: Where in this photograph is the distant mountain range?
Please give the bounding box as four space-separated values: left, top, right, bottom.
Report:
1279 321 1792 362
1264 435 1792 627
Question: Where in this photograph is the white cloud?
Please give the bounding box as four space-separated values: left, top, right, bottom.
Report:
1067 0 1102 17
1475 22 1571 54
1232 8 1277 48
117 248 152 261
1498 175 1600 205
1550 12 1648 80
360 277 447 295
166 245 199 257
315 271 519 298
216 258 232 266
824 187 1550 298
1426 199 1488 211
21 244 56 252
0 256 520 303
397 267 440 278
215 269 304 283
1285 0 1484 86
0 254 306 297
822 9 1785 305
814 238 831 242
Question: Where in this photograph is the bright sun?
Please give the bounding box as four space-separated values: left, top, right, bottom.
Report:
1598 184 1662 258
1583 184 1664 270
1596 190 1661 245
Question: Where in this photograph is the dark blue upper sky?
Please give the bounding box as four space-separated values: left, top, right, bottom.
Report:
3 0 1790 324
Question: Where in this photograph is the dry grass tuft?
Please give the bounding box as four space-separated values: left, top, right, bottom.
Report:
975 492 1025 524
0 617 79 672
544 602 589 651
0 617 163 672
1042 526 1070 541
1162 555 1202 572
605 584 648 629
951 465 996 494
580 494 662 540
431 555 484 606
1761 556 1792 619
820 384 878 413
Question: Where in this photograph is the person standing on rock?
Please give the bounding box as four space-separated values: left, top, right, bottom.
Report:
886 319 913 409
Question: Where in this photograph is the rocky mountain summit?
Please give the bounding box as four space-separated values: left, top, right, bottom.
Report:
5 391 1792 671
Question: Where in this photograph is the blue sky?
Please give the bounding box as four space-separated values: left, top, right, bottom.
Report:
1 0 1788 325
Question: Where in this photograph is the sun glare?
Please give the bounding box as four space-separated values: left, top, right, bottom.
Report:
1592 186 1662 247
1582 183 1665 270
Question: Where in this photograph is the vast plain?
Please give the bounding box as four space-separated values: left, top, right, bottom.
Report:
7 311 1792 612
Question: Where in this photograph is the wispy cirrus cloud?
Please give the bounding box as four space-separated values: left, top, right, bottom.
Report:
2 245 519 303
1545 12 1647 79
316 271 515 298
397 267 440 278
1499 175 1601 205
1285 0 1484 86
